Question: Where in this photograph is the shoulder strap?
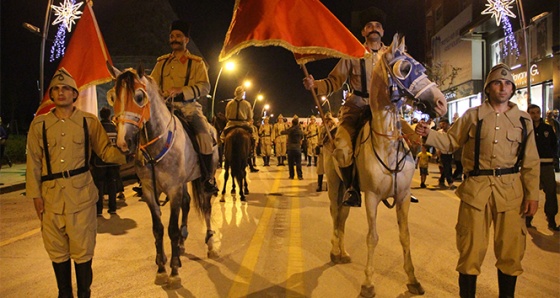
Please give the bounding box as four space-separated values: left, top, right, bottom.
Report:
360 59 367 94
515 116 528 169
472 119 483 175
83 117 90 166
159 56 170 91
184 59 192 87
42 121 53 176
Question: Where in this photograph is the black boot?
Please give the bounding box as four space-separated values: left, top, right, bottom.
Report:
547 216 560 231
201 154 219 193
262 156 267 167
75 260 93 298
314 156 318 166
280 156 286 166
52 260 73 298
340 165 361 207
316 175 323 192
266 156 270 166
307 156 312 166
248 157 259 172
459 273 477 298
498 270 517 298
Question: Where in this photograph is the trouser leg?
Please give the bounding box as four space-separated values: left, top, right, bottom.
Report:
52 260 73 298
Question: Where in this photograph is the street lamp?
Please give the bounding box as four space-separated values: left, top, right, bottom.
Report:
252 94 264 112
321 96 331 113
211 61 235 118
261 104 270 117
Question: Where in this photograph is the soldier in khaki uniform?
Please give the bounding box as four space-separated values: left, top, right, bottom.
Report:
150 20 217 192
303 20 387 207
248 122 260 172
305 115 320 166
415 64 540 298
259 116 273 166
27 69 127 297
221 86 254 139
273 114 288 166
316 112 337 191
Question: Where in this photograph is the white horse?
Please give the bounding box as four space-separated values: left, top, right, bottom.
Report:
108 66 219 288
323 34 447 297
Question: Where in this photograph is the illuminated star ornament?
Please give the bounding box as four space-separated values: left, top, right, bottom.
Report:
481 0 519 58
51 0 84 32
49 0 84 62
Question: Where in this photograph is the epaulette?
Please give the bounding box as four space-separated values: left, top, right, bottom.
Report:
157 53 172 62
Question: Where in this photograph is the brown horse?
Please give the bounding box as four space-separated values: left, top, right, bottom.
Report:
222 127 252 201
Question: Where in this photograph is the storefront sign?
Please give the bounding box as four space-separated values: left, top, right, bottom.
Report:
512 58 553 88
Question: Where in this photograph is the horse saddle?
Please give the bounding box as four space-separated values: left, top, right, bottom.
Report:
167 105 201 155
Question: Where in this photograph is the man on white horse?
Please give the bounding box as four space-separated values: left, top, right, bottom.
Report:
150 20 217 193
303 20 387 207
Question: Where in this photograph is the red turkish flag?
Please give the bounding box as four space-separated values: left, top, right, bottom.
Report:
219 0 366 64
36 1 112 116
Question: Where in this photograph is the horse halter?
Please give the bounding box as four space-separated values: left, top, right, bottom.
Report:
110 70 151 129
382 50 436 111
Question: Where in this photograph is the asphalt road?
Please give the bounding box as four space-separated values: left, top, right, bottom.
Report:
1 161 559 297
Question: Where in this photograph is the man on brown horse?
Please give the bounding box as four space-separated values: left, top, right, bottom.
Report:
150 20 217 193
303 20 387 207
221 86 254 141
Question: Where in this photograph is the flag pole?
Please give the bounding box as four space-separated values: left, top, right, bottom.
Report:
301 63 334 144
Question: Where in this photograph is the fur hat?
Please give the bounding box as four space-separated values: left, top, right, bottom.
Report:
484 63 516 98
48 68 79 101
170 20 190 37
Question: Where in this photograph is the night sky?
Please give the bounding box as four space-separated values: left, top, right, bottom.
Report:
1 0 425 131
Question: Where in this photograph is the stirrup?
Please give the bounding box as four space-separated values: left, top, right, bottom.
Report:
342 187 361 207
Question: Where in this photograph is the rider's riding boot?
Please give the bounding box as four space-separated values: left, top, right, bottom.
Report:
498 270 517 298
316 174 323 192
340 165 361 207
314 156 318 166
201 154 219 193
459 273 477 298
75 260 93 298
52 260 73 298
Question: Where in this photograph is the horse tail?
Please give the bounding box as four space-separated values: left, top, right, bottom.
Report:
228 129 249 181
190 178 212 215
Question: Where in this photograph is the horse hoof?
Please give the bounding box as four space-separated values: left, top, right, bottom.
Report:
330 253 351 264
165 275 182 289
240 197 247 202
360 285 376 297
244 189 249 195
230 189 236 195
154 272 168 285
407 282 425 295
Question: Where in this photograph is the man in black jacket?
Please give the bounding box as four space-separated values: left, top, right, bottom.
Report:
527 104 559 231
282 118 304 180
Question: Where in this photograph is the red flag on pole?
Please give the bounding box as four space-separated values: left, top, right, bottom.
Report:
219 0 366 64
36 1 113 116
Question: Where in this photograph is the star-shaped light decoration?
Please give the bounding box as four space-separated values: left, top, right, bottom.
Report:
51 0 84 32
481 0 516 26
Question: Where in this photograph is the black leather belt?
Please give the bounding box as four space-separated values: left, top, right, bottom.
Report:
468 167 518 177
353 90 369 98
41 166 89 182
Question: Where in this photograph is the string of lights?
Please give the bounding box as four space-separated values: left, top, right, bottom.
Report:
49 0 83 61
482 0 519 58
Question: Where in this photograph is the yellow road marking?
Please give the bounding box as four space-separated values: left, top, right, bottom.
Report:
228 170 282 297
0 228 40 247
286 178 304 296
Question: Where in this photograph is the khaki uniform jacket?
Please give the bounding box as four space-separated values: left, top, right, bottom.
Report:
425 100 540 212
224 98 253 131
26 109 126 214
259 123 273 145
306 123 320 141
273 122 288 143
314 44 386 97
151 50 210 100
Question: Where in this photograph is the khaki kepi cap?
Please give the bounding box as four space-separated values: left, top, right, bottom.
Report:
48 67 79 101
484 63 516 98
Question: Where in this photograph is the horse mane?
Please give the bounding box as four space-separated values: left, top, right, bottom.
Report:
115 70 137 97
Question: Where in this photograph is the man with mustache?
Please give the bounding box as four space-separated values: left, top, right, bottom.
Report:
151 20 218 193
303 20 386 207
